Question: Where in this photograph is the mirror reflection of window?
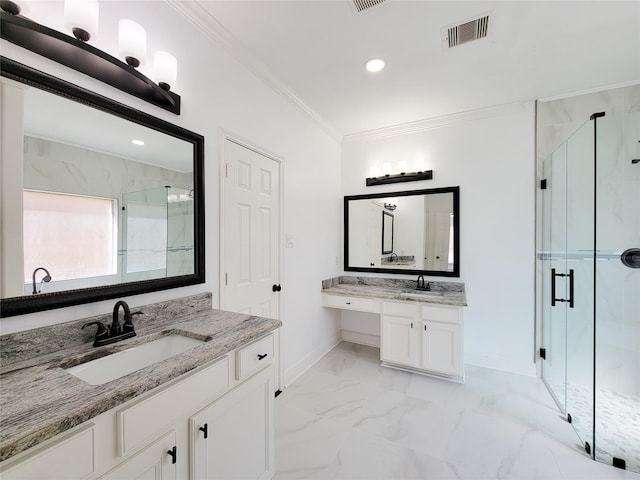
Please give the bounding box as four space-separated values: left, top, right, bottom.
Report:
23 190 117 283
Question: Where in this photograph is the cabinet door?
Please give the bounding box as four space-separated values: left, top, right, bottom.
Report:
381 315 419 367
190 367 274 480
421 321 461 376
100 430 177 480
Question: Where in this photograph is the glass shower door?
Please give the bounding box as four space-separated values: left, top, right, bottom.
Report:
564 119 594 453
541 142 569 412
594 110 640 472
541 118 595 453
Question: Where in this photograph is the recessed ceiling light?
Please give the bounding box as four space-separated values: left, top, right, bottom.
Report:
132 139 145 146
365 58 385 73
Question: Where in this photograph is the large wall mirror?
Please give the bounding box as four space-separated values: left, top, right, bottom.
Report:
344 186 460 277
0 58 205 317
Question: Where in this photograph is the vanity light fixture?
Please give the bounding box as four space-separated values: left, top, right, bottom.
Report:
0 2 181 114
366 169 433 186
365 58 385 73
366 160 433 186
384 198 398 210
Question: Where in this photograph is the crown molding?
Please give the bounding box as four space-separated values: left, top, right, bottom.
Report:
342 102 528 143
166 1 342 142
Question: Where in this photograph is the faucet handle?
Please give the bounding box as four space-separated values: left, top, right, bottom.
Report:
122 311 143 334
82 321 109 343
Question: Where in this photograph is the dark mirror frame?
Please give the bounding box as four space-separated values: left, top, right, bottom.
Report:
0 57 205 317
381 211 394 254
344 186 460 277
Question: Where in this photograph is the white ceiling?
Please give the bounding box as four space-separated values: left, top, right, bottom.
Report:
23 87 193 172
183 0 640 137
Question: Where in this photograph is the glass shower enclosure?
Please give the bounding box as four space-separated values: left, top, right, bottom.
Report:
120 186 195 283
539 110 639 473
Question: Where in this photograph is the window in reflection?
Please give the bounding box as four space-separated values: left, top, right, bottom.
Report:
23 190 117 283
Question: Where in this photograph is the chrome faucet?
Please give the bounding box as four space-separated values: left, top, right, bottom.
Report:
83 300 143 347
416 275 430 291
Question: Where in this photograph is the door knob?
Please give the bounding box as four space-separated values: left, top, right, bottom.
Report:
272 284 282 292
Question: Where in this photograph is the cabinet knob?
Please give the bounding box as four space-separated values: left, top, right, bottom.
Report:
199 423 208 439
167 446 177 464
272 284 282 292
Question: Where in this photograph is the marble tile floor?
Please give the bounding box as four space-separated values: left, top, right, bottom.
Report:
274 342 640 480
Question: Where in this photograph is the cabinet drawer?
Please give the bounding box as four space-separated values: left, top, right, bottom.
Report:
117 356 229 456
0 424 95 480
421 305 461 325
383 301 416 318
324 294 380 313
236 333 274 380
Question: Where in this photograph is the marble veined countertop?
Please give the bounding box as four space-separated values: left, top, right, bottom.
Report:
0 305 281 462
322 276 467 307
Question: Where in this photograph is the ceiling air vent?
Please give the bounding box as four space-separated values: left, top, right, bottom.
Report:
352 0 387 13
443 14 490 48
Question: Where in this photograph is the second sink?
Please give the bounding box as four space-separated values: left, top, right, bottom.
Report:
399 291 445 300
66 334 205 385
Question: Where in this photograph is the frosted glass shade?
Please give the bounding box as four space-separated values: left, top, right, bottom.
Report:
154 51 177 91
119 19 146 67
64 0 99 41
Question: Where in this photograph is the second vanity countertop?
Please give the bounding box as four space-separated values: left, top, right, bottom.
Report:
322 276 467 307
0 306 281 462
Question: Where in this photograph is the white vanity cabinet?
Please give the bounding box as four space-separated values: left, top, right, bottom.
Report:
0 332 277 480
380 301 464 381
420 305 462 377
190 366 274 480
380 301 419 367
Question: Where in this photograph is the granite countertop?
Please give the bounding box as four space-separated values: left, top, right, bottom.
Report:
322 276 467 307
0 306 281 462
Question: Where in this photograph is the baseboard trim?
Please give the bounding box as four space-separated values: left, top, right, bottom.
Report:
465 353 537 377
284 331 341 387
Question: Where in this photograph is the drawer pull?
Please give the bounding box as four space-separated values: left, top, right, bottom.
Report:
199 423 208 439
167 446 177 464
257 353 268 360
346 301 351 305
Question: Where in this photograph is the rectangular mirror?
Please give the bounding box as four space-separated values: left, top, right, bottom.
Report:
344 186 460 276
0 57 205 317
382 211 394 254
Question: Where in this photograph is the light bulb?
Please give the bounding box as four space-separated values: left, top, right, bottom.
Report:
119 19 146 67
64 0 99 41
154 51 177 91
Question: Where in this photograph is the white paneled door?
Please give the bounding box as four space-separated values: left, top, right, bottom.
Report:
221 138 281 320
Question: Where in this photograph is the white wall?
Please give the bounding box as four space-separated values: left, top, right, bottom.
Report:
341 103 537 376
0 1 343 385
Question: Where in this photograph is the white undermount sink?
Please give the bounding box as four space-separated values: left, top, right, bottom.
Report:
66 334 205 385
399 291 445 299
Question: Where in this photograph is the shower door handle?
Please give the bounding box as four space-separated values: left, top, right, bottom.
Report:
551 268 574 308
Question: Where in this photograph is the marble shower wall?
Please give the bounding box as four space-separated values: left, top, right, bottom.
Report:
536 84 640 398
